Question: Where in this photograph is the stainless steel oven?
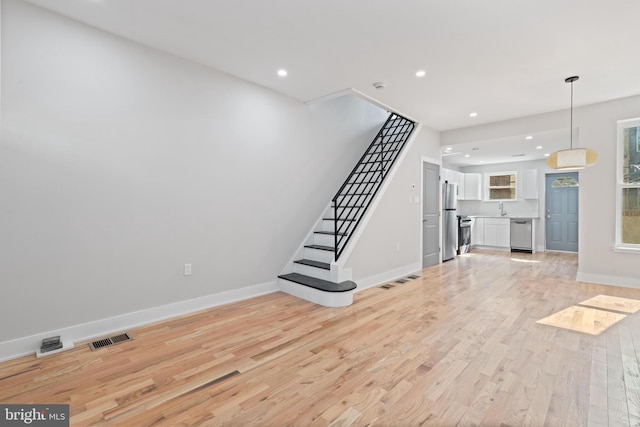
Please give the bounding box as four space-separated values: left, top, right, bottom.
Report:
457 215 471 254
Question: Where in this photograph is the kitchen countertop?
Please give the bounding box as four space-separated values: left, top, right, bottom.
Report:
467 215 540 219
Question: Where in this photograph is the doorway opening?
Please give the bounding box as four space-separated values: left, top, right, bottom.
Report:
545 172 579 252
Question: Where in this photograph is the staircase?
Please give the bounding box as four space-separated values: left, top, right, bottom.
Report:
278 113 416 307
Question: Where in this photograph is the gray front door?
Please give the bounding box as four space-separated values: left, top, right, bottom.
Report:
545 172 579 252
423 162 440 268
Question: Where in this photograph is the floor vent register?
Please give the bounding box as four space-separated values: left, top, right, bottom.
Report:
89 333 132 351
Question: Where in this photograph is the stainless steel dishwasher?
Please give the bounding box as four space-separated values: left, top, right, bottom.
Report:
510 218 532 253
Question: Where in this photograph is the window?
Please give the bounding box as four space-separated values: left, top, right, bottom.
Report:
485 171 517 201
616 118 640 249
551 177 579 188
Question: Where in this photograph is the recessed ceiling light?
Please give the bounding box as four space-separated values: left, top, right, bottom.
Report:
445 147 452 151
469 112 478 118
277 69 287 77
526 136 533 140
479 160 485 163
536 146 543 149
416 70 427 78
544 153 550 157
464 154 470 158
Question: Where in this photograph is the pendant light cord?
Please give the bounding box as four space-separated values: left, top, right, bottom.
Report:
570 80 574 150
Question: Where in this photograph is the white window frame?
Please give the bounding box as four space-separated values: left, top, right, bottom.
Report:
615 118 640 252
484 171 517 201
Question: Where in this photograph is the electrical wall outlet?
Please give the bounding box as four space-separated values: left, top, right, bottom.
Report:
184 264 192 276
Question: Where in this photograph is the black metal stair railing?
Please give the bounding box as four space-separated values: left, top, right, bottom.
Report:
332 113 415 261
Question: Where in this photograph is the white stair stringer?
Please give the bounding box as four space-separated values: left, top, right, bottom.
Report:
332 122 421 268
278 121 421 307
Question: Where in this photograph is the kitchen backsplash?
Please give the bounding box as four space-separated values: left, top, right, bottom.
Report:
458 199 540 218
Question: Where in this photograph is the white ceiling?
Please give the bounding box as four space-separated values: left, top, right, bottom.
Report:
441 128 570 168
21 0 640 164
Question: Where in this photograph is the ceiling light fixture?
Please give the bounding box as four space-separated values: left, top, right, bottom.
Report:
277 69 288 77
373 82 386 90
416 70 427 78
536 146 543 150
445 147 452 151
526 136 533 140
546 76 598 170
469 112 478 118
464 154 470 158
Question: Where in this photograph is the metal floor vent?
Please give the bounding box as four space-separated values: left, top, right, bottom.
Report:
380 284 395 289
89 333 132 351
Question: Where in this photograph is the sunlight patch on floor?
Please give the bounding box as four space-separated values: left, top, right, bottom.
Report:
510 258 541 263
537 305 627 335
579 294 640 314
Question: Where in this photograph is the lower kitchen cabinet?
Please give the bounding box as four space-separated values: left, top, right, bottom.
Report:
471 217 510 249
471 217 484 246
484 218 510 247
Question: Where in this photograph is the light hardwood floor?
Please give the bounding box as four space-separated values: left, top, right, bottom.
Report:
2 250 640 426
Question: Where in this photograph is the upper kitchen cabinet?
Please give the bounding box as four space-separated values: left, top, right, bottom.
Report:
463 173 481 200
522 169 538 199
441 168 479 200
442 169 464 199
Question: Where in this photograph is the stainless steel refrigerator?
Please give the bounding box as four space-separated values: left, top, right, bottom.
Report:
442 181 458 261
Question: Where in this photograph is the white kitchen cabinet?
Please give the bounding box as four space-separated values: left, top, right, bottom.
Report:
484 218 510 248
471 217 484 246
463 173 482 200
522 169 538 199
442 169 464 199
454 171 465 199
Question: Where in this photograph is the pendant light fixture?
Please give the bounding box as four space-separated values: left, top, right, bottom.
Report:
546 76 598 170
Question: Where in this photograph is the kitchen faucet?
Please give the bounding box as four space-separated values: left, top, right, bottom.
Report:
499 202 507 216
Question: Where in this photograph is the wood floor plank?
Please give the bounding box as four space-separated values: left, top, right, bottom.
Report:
2 250 640 425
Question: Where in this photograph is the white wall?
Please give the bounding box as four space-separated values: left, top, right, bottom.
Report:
343 125 441 285
0 0 389 346
443 94 640 288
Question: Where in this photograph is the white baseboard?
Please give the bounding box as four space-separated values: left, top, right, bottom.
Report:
576 271 640 290
354 262 423 293
0 281 278 363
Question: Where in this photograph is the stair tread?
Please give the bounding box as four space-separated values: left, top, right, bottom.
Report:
305 244 334 252
294 259 331 270
278 273 356 293
315 230 347 236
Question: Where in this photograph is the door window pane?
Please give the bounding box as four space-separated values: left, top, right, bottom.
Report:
551 177 579 188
